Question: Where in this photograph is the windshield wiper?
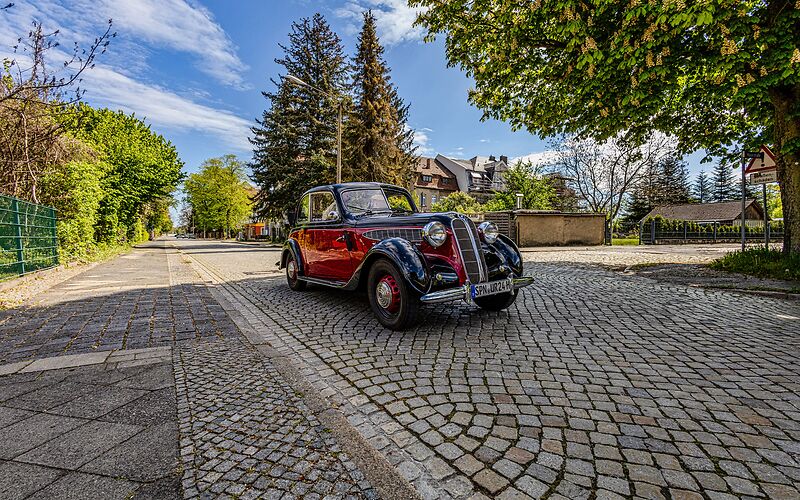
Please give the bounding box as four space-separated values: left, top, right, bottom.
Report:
355 209 392 218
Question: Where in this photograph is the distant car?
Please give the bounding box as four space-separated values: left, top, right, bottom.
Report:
279 182 533 330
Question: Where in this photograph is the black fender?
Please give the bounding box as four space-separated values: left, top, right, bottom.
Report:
280 238 305 276
485 234 524 276
348 238 430 294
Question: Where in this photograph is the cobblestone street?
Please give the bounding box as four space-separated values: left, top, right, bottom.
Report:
176 239 800 500
0 238 798 499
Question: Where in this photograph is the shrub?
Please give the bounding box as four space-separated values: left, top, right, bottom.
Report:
711 248 800 281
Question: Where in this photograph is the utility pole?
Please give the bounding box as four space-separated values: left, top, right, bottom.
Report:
741 150 765 251
741 153 746 252
337 101 343 184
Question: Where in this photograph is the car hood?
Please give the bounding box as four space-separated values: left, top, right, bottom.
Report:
353 212 462 228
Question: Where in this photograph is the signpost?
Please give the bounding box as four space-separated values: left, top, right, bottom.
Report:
743 146 778 249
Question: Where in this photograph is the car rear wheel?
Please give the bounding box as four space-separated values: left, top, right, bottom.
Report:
474 290 518 311
285 253 306 291
368 259 419 330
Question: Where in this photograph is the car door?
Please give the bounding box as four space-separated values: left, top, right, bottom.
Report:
305 190 354 281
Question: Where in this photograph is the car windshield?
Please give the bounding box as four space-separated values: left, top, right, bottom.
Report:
341 188 415 216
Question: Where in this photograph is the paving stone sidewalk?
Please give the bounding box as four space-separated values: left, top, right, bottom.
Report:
0 241 387 499
0 359 181 499
0 241 235 364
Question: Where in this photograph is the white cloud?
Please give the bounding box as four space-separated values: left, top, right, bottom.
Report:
336 0 426 45
0 1 252 151
479 138 490 143
93 0 248 88
408 125 433 154
1 0 247 88
512 150 559 167
83 66 252 151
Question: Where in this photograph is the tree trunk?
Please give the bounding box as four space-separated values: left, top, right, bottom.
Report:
770 85 800 255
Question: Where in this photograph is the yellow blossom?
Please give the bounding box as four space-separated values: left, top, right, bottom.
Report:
791 48 800 64
721 39 737 56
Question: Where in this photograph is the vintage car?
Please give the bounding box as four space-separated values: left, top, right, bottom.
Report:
279 182 533 329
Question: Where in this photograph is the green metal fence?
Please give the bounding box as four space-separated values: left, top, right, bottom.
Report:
0 194 59 280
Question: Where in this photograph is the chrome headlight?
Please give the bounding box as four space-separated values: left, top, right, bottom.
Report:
478 221 499 243
422 221 447 247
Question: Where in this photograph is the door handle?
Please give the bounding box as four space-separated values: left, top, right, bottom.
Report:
335 235 345 242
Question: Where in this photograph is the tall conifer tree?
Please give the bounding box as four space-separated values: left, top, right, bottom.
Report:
250 14 349 217
711 161 738 202
693 170 710 203
346 11 415 186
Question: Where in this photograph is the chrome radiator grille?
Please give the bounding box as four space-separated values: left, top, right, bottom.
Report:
451 216 488 283
362 228 422 242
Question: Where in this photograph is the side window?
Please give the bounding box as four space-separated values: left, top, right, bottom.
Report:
385 191 413 212
297 194 310 223
310 191 336 222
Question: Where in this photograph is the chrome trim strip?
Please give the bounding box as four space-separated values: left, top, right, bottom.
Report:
420 285 469 304
512 277 534 289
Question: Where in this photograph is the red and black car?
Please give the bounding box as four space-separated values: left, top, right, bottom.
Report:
280 182 533 329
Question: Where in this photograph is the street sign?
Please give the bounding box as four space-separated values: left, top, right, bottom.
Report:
748 170 778 184
743 151 764 159
745 145 777 174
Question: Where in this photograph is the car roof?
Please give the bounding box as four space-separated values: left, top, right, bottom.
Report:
303 182 407 195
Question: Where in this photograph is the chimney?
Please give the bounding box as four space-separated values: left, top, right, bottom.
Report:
426 158 431 168
489 155 496 161
500 155 508 164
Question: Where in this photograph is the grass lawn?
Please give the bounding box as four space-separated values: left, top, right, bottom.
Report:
612 238 640 246
710 248 800 281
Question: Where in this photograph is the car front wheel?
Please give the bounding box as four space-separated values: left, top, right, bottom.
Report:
285 253 306 291
474 290 518 311
367 259 419 330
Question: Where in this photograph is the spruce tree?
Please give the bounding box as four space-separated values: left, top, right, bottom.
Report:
693 170 710 203
250 14 349 217
711 160 738 202
652 157 690 206
346 11 416 186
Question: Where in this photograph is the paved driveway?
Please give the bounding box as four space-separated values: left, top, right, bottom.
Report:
173 239 800 500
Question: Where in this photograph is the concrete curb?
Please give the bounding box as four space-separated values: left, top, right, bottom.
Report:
0 346 172 376
702 286 800 301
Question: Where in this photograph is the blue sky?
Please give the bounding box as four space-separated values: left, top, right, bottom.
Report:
1 0 714 180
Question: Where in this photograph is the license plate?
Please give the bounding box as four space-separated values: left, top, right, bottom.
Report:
470 278 513 299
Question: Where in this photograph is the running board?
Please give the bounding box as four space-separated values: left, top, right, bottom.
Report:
298 276 348 288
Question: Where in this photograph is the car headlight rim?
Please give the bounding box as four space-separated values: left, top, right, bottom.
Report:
422 221 447 247
478 221 499 243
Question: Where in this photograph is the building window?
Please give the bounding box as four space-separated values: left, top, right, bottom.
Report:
431 195 437 205
441 178 451 185
422 175 432 182
419 193 426 207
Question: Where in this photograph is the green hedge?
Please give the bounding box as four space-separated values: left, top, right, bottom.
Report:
641 216 783 238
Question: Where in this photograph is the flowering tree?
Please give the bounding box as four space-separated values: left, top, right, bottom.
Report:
411 0 800 254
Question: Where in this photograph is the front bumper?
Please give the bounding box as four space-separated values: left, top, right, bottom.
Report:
420 276 534 305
